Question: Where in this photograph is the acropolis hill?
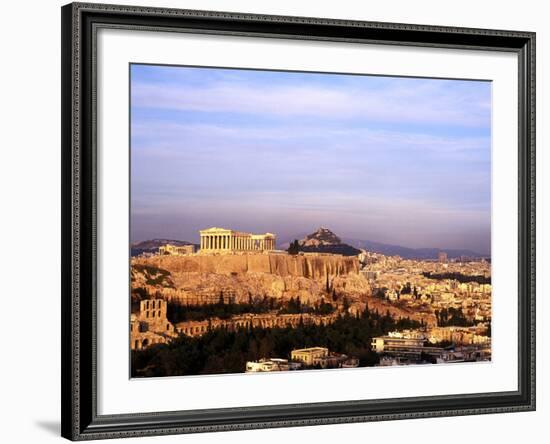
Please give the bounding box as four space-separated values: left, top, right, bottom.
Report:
132 251 365 305
130 227 490 373
131 227 437 324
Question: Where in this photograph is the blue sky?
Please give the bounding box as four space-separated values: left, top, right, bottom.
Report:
130 64 491 254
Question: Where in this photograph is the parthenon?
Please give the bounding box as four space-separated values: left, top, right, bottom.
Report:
199 227 276 253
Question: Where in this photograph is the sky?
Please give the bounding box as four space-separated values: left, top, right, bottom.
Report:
130 64 492 254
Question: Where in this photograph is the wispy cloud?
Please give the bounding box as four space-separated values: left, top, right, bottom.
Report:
130 65 492 253
132 78 490 128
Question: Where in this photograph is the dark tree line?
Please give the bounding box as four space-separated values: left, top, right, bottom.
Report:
167 294 276 323
287 239 301 255
278 296 335 315
423 272 491 285
131 306 422 377
166 294 337 323
434 307 475 327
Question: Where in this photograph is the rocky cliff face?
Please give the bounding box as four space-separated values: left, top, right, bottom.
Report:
135 253 359 281
132 253 368 304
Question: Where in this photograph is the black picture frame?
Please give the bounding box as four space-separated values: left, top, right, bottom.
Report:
61 2 536 440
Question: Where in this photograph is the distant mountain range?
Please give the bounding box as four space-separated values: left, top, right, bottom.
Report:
133 229 486 260
284 227 486 260
131 239 196 257
342 237 484 260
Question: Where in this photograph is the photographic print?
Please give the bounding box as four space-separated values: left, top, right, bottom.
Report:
129 64 492 378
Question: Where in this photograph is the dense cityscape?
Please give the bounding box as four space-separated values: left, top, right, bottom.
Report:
130 227 491 377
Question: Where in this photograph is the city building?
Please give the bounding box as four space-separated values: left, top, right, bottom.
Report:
199 227 276 253
290 347 354 369
371 330 490 365
438 251 448 263
371 336 427 360
158 243 195 256
245 358 302 372
291 347 329 366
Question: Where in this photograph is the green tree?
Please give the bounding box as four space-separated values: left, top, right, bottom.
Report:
287 239 301 255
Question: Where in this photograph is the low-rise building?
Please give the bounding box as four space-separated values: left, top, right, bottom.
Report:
290 347 353 369
291 347 329 366
371 336 426 360
245 358 302 373
158 244 195 256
